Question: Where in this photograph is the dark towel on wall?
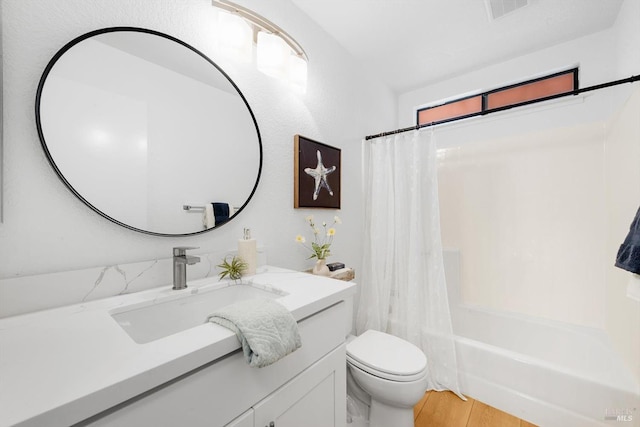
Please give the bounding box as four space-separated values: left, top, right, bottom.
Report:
212 202 230 225
615 206 640 274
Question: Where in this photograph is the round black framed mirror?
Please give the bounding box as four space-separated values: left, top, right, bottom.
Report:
36 27 262 236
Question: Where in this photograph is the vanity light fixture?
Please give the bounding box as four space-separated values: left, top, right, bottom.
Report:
217 10 253 62
212 0 308 92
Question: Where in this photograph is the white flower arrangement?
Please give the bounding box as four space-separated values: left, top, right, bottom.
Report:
295 215 341 260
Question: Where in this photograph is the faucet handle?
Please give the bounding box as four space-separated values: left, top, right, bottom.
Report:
173 246 199 256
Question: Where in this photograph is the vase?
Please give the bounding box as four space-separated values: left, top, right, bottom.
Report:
312 258 331 276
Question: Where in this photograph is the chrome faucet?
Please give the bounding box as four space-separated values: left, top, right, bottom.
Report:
172 246 201 290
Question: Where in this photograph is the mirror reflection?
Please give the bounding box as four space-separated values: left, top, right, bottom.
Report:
36 28 262 236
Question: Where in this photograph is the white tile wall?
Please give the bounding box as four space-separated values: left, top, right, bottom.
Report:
0 247 267 318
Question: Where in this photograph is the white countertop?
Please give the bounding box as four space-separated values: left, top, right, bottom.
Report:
0 266 356 427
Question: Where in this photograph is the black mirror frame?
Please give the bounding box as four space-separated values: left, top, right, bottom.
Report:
35 27 262 237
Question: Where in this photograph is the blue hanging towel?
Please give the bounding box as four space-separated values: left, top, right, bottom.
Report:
615 206 640 274
212 202 230 225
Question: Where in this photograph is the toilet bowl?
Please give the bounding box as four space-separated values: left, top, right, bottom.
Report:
346 330 428 427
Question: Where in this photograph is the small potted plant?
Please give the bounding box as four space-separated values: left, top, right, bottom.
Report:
217 255 248 282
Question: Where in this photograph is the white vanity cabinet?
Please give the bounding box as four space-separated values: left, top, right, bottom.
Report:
225 409 254 427
0 267 357 427
252 344 346 427
225 345 345 427
79 302 348 427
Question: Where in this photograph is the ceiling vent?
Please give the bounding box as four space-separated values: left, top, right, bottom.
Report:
485 0 529 20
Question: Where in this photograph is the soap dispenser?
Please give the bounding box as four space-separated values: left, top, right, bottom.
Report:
238 228 257 276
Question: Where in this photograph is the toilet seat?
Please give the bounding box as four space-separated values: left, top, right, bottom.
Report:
346 330 427 383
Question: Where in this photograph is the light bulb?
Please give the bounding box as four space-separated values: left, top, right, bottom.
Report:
257 31 289 79
288 54 307 94
218 10 253 63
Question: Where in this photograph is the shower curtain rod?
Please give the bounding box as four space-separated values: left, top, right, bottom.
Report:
365 74 640 140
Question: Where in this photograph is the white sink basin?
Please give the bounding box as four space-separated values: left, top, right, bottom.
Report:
111 283 287 344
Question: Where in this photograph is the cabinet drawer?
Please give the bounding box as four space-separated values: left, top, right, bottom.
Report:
254 344 346 427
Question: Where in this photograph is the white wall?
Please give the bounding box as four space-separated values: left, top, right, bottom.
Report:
605 85 640 385
605 0 640 385
398 21 624 127
615 0 640 78
398 0 640 382
436 102 609 328
0 1 395 287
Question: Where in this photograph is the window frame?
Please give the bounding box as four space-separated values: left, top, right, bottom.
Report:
416 67 579 127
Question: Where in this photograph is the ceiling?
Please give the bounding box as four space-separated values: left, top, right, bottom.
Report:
290 0 625 93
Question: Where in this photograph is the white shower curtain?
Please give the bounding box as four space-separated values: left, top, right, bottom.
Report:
357 129 463 397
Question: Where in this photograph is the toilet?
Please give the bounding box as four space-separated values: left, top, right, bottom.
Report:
346 329 429 427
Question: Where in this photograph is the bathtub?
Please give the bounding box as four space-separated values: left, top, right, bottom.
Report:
444 251 640 427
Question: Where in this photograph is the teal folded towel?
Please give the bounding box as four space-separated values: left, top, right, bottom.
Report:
208 298 302 368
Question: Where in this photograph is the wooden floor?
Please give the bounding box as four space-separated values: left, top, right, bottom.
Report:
414 391 538 427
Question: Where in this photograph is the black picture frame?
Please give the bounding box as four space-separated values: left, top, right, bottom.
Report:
294 135 341 209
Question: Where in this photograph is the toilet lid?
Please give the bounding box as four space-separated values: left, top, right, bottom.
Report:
346 330 427 380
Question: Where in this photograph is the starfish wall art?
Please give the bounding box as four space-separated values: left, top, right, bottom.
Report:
294 135 341 209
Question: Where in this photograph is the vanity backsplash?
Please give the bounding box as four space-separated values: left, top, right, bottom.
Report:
0 247 267 318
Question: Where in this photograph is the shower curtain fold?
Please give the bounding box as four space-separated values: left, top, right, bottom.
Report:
357 129 463 397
